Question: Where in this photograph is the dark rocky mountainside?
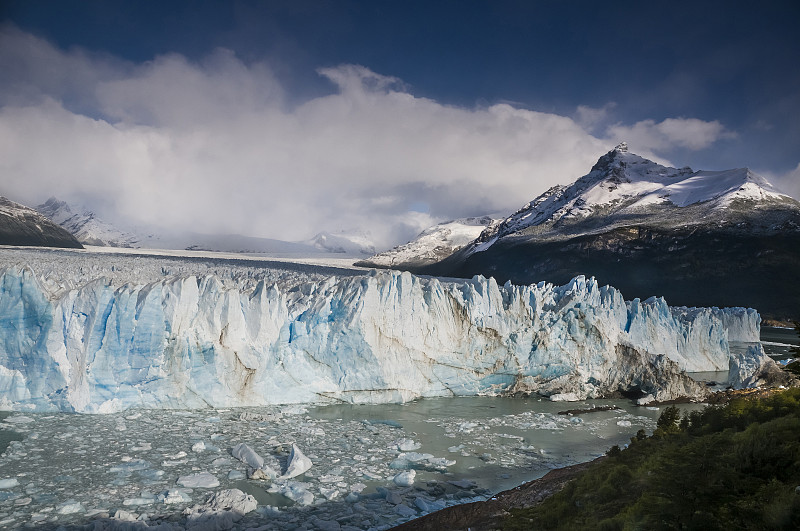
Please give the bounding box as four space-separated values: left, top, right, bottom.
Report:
0 196 83 249
414 145 800 319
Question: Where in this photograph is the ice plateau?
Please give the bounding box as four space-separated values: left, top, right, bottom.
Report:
0 249 779 413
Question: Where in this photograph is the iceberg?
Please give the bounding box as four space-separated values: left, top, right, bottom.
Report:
0 264 774 412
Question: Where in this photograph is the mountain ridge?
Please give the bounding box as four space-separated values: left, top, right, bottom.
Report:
0 196 84 249
376 145 800 319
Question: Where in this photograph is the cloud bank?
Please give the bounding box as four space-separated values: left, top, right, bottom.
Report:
0 25 739 249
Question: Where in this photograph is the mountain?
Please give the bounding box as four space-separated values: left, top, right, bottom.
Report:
0 196 83 248
36 197 140 247
304 230 376 255
356 216 499 269
420 143 800 319
36 197 340 255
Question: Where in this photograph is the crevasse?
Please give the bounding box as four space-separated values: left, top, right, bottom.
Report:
0 266 766 412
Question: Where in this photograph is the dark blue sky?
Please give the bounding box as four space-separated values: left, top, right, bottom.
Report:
5 1 799 159
1 0 799 243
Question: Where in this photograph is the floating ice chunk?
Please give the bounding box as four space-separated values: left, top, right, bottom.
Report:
399 452 433 463
448 445 465 453
211 457 232 467
227 470 246 481
165 451 188 460
177 472 219 488
320 486 340 500
270 481 314 505
448 479 477 490
248 467 278 480
160 489 192 504
0 479 19 489
56 500 84 514
426 457 456 468
395 438 421 451
3 416 33 424
205 489 257 514
389 458 410 470
123 497 154 506
393 470 416 487
231 443 263 469
396 504 417 517
414 497 444 512
457 422 479 433
281 444 312 479
192 441 206 452
114 509 138 521
350 482 367 493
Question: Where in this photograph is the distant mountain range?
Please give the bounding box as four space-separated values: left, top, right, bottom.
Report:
356 216 499 269
366 143 800 319
36 197 140 248
34 196 376 256
0 196 82 249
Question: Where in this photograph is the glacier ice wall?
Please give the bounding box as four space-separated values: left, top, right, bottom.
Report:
0 265 765 412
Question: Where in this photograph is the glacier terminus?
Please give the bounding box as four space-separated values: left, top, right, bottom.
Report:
0 249 782 413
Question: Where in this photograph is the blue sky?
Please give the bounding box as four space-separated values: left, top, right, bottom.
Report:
1 0 798 247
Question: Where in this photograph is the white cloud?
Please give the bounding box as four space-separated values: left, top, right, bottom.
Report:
772 162 800 200
574 102 616 132
1 26 743 249
0 27 618 248
606 117 736 154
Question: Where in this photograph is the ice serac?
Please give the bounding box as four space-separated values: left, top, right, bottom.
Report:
0 266 774 412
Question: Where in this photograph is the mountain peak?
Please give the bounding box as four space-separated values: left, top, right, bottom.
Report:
614 141 628 153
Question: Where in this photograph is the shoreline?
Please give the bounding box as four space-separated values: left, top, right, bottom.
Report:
391 458 602 531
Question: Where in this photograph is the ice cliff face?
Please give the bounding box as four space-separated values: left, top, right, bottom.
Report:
0 265 768 412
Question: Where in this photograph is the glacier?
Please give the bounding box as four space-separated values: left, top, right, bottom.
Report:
0 255 776 413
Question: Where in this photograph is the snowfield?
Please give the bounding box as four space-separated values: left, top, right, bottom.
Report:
0 247 777 413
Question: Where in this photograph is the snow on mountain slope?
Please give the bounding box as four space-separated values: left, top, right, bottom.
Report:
358 216 500 268
0 249 782 412
0 196 83 248
304 230 376 255
468 142 796 254
36 197 140 247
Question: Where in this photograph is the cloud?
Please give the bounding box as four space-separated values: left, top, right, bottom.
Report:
0 26 743 249
574 103 616 133
606 117 736 154
771 162 800 200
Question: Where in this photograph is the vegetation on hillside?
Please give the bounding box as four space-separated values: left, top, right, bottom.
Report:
504 388 800 530
785 321 800 376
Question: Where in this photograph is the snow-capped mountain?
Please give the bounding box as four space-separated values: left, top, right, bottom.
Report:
36 197 140 247
421 144 800 319
304 230 376 255
357 216 500 269
0 196 82 248
468 142 795 253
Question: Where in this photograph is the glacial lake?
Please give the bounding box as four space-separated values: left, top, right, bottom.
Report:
0 396 700 530
0 330 792 529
